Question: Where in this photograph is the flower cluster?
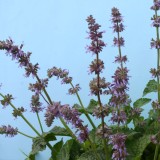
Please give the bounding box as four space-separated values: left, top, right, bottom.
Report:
108 133 127 160
1 94 14 107
30 94 44 113
45 102 89 142
0 38 39 77
12 107 26 118
47 66 80 94
28 78 48 95
0 125 18 137
151 1 160 10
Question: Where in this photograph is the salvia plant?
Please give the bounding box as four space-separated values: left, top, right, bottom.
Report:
1 1 160 160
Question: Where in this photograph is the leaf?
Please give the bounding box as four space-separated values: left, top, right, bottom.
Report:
56 139 73 160
49 126 70 137
133 98 151 108
73 104 85 113
52 139 63 159
126 134 151 160
31 137 46 155
77 149 105 160
86 99 98 114
143 79 158 96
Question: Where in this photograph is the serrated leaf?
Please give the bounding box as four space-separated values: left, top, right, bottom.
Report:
143 80 158 96
52 139 63 159
133 98 151 108
49 126 70 137
126 134 151 160
86 99 98 114
77 149 105 160
31 137 46 155
56 139 73 160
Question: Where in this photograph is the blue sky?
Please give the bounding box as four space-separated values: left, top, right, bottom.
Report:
0 0 156 159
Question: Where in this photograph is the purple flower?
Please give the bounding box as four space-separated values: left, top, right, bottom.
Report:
0 39 39 77
45 102 89 142
30 94 44 113
12 107 26 118
151 39 160 49
150 68 160 78
86 15 106 54
28 78 48 94
109 133 128 160
44 102 61 127
89 77 109 95
152 16 160 27
110 110 127 125
114 55 128 64
1 94 14 107
151 1 160 10
0 125 18 137
89 59 104 74
152 100 160 110
68 84 81 95
111 7 123 24
113 37 125 47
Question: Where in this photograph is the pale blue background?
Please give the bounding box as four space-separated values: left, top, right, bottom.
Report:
0 0 156 159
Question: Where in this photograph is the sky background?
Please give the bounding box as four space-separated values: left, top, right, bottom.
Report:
0 0 156 159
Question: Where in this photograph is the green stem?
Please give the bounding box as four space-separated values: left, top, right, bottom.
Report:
36 112 44 133
0 93 53 151
70 82 96 129
18 131 34 139
155 145 159 160
154 8 160 160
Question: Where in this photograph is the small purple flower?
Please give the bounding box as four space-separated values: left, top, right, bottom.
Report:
152 16 160 27
12 107 26 118
151 1 160 10
0 125 18 137
150 68 160 78
68 84 81 95
152 100 160 110
114 55 128 64
89 77 109 95
110 110 127 125
25 63 39 77
151 39 160 49
28 78 48 94
109 133 128 160
1 94 14 107
89 59 104 74
113 37 125 47
86 15 106 54
44 102 61 127
111 7 123 24
30 94 44 113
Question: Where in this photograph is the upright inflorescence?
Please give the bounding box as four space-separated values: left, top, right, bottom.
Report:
150 0 160 147
44 102 89 142
108 7 129 160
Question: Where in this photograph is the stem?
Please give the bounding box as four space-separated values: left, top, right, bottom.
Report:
154 8 160 160
36 112 44 133
70 82 96 129
96 53 108 160
18 131 34 139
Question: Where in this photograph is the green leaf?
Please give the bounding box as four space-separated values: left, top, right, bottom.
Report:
73 104 85 113
143 79 158 96
126 134 151 160
86 99 98 114
77 149 105 160
56 139 82 160
31 137 47 155
133 98 151 108
49 126 70 137
52 139 63 159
